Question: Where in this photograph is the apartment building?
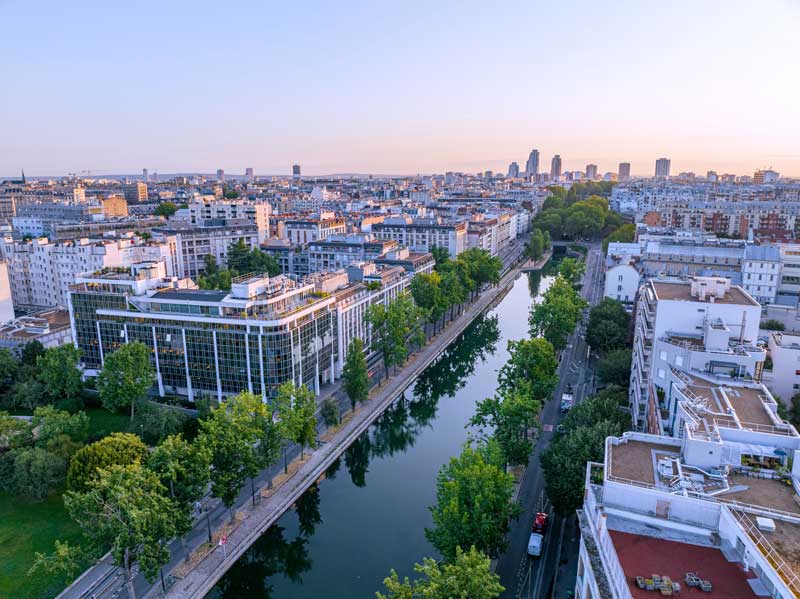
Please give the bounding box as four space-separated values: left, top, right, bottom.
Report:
604 255 640 306
0 235 177 308
741 245 781 305
640 240 745 280
188 199 271 242
307 233 397 273
282 217 346 245
765 332 800 403
153 222 260 279
372 216 467 258
577 428 800 599
630 277 762 431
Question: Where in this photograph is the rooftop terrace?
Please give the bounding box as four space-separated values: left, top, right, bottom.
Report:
652 281 759 306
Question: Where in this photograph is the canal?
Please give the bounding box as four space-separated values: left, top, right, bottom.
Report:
206 270 552 599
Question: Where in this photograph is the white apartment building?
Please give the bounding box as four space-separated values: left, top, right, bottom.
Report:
577 429 800 599
0 236 177 308
630 277 762 431
307 233 397 273
776 243 800 305
0 262 15 323
372 217 467 258
188 199 271 242
604 257 640 306
765 332 800 403
741 245 781 305
282 217 346 245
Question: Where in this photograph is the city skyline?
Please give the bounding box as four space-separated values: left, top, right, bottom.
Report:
2 0 799 177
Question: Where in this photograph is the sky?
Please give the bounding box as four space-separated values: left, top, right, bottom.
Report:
1 0 799 178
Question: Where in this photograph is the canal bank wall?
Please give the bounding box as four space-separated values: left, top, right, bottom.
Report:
158 259 528 599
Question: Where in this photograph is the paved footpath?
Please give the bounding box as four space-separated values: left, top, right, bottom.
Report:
58 241 527 599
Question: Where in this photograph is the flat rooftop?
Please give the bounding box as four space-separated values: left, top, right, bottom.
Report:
610 530 758 598
608 439 681 485
150 289 229 303
652 281 758 306
720 474 800 516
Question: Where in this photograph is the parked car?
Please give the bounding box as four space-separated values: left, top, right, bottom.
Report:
527 532 544 557
560 392 574 413
532 511 549 534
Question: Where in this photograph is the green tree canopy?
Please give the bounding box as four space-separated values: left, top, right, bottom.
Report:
67 432 148 493
97 341 155 419
377 546 503 599
342 338 369 411
558 257 586 287
273 382 317 458
425 443 518 560
529 276 586 350
497 338 558 400
154 201 178 217
64 464 178 599
32 406 89 446
597 349 633 387
10 447 66 501
586 298 630 354
36 345 83 411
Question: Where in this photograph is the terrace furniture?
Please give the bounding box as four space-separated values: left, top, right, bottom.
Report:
700 580 713 592
684 573 701 587
636 576 646 589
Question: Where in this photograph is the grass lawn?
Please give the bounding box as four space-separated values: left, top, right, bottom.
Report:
0 491 85 599
84 407 129 441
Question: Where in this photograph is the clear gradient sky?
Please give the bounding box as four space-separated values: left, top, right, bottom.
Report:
1 0 799 178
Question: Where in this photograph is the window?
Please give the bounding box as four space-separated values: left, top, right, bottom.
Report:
658 368 666 379
618 275 623 281
659 350 667 361
675 356 684 367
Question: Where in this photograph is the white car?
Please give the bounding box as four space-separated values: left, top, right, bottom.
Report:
527 532 543 557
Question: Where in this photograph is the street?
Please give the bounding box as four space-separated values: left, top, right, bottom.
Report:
496 243 604 599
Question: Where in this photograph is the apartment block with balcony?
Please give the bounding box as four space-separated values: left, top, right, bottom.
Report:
576 429 800 599
372 216 467 258
307 233 397 273
630 277 762 431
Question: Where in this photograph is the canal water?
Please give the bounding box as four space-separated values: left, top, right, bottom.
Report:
207 271 551 599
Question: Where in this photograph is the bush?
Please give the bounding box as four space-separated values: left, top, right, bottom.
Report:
11 447 66 501
761 319 785 331
128 401 188 446
597 349 633 388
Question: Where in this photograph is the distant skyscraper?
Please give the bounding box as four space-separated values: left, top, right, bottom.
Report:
618 162 631 180
550 154 562 180
585 164 598 180
245 167 254 183
142 168 148 183
525 149 540 176
216 169 225 183
655 158 671 178
507 162 520 178
292 164 301 179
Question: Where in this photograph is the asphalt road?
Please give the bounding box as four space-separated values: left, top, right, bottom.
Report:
496 243 605 599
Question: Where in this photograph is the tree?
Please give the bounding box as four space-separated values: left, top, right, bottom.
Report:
586 298 630 354
366 293 424 377
67 432 148 493
273 382 317 459
321 398 339 427
561 390 629 433
470 386 541 467
64 464 178 599
528 229 544 261
430 246 450 270
37 345 83 410
761 319 786 331
20 340 45 367
0 411 32 449
226 239 252 272
377 546 503 599
0 348 19 391
779 393 800 426
425 443 518 560
32 406 89 446
542 229 551 250
198 393 263 521
541 421 621 514
439 267 467 321
457 248 502 291
497 338 558 400
11 447 66 500
558 257 586 287
154 201 178 217
602 223 635 252
148 434 210 559
529 277 586 351
128 400 187 445
342 338 369 411
598 349 633 387
97 342 154 420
